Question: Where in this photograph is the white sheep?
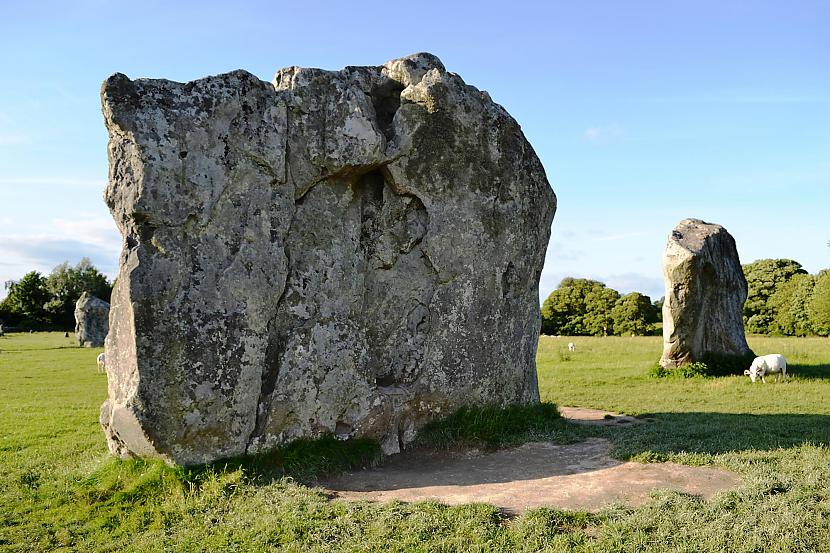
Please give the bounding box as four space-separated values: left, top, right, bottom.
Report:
568 342 576 352
744 354 787 383
96 352 106 373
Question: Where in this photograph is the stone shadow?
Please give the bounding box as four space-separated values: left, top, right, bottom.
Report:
786 362 830 380
602 412 830 459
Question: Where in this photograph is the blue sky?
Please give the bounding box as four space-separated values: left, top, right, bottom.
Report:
1 0 828 301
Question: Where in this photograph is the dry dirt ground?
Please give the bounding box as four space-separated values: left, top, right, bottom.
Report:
325 408 741 513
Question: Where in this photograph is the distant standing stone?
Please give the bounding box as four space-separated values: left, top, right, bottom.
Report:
660 219 752 368
75 292 110 348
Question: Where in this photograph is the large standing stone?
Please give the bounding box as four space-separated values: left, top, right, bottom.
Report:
660 219 752 368
75 292 110 347
100 53 557 465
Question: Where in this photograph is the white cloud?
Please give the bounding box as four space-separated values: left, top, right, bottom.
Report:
0 176 106 188
602 273 664 300
0 215 120 298
52 216 120 250
590 231 650 242
0 133 29 146
546 241 584 262
642 93 830 104
583 124 625 144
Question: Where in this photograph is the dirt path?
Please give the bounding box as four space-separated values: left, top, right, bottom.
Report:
325 408 741 513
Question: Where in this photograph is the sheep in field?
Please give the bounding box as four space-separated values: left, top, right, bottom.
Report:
744 354 787 383
96 352 106 373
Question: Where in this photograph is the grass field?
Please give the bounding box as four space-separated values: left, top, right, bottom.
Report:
2 332 830 551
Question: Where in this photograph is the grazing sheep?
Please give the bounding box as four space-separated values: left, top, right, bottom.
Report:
96 352 106 373
744 354 787 383
568 342 576 352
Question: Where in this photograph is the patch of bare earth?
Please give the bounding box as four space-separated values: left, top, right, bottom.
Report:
325 408 741 513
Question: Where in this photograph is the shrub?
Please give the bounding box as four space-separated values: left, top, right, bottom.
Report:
650 353 756 378
649 362 710 378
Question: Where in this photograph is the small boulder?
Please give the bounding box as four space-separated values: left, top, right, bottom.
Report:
75 292 110 348
660 219 752 368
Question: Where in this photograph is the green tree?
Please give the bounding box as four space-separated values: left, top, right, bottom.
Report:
809 270 830 336
0 272 50 324
611 292 659 336
769 273 815 336
541 278 620 336
44 258 112 328
652 296 664 322
742 259 806 333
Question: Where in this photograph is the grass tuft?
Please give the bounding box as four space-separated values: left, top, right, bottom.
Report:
414 402 565 450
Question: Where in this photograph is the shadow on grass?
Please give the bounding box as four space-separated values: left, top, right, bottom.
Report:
787 362 830 380
74 404 567 506
75 404 829 508
73 436 383 509
597 411 830 460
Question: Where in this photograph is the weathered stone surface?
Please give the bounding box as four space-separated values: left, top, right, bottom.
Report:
100 53 556 465
660 219 752 368
75 292 110 347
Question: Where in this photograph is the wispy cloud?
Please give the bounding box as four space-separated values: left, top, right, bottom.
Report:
591 231 650 242
0 176 106 188
603 273 664 300
640 93 830 104
707 166 830 190
0 216 120 294
559 228 651 242
0 133 30 146
546 241 584 262
583 124 625 144
51 216 119 250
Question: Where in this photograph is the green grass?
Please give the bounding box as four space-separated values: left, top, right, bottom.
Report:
2 332 830 551
414 403 565 450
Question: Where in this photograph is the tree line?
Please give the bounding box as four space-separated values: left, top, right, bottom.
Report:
742 259 830 336
0 258 112 331
541 258 830 337
541 277 661 336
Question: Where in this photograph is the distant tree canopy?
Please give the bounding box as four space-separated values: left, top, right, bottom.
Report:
541 258 830 337
743 259 806 334
541 278 658 336
44 259 112 328
2 272 50 324
611 292 660 336
768 273 815 336
808 270 830 336
0 258 112 330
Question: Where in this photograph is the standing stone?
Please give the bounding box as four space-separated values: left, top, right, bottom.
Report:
100 53 557 465
660 219 752 368
75 292 110 348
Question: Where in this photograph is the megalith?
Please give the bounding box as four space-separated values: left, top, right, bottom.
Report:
100 53 557 465
75 292 110 347
660 219 752 368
